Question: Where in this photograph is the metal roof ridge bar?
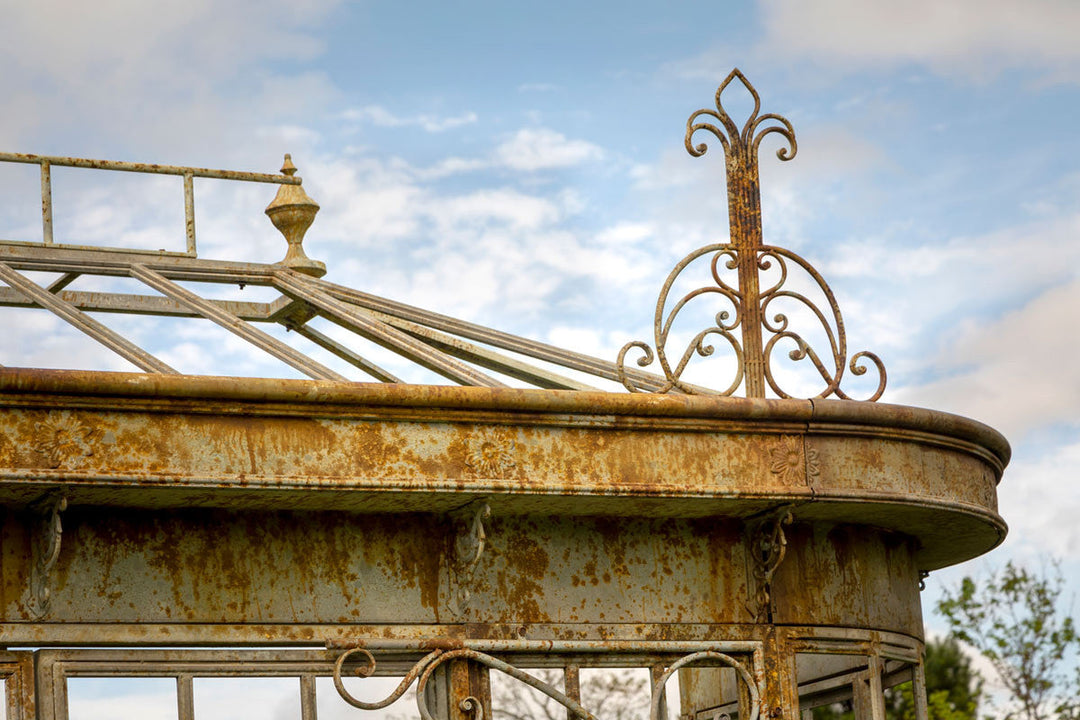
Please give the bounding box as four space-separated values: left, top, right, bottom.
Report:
272 269 506 388
285 323 403 383
0 151 301 185
0 287 281 320
130 264 347 382
360 307 600 391
313 276 713 394
0 261 177 374
0 243 284 279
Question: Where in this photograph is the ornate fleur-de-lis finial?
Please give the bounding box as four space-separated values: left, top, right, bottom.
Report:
617 70 886 401
685 68 797 253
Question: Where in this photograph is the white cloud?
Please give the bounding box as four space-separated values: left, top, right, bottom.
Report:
429 189 560 231
0 0 341 159
0 306 139 372
413 157 491 180
996 437 1080 558
595 222 654 247
341 106 479 133
895 278 1080 440
495 129 603 172
759 0 1080 80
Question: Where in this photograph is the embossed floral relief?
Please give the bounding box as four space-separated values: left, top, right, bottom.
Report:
768 435 819 484
464 433 517 479
32 412 101 469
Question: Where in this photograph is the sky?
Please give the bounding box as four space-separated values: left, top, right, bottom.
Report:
1 0 1079 714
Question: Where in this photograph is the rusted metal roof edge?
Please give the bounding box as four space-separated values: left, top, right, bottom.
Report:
0 367 1007 460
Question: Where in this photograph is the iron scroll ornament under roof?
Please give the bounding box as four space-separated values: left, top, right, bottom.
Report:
616 69 887 401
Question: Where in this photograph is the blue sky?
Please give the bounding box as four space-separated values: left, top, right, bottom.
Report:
2 0 1079 711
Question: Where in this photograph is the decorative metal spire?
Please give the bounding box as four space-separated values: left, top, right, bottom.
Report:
265 154 326 278
617 69 886 400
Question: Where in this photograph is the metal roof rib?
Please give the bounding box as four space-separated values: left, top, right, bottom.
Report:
0 261 177 374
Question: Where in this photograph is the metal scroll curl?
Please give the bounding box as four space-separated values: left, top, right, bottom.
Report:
758 246 886 401
684 68 797 164
616 243 885 401
332 647 760 720
651 651 760 720
333 647 596 720
617 243 745 396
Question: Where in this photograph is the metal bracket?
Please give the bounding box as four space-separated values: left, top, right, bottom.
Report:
748 509 793 623
448 500 491 617
28 491 68 619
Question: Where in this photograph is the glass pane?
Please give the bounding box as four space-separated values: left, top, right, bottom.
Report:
580 668 654 720
194 677 298 720
489 667 654 720
315 674 415 720
490 667 565 720
67 677 176 720
678 665 743 719
795 653 869 718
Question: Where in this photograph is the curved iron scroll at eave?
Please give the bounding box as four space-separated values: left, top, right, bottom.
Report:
332 646 761 720
615 243 886 401
684 68 797 164
333 647 596 720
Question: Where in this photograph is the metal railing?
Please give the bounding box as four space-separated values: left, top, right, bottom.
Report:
0 151 300 257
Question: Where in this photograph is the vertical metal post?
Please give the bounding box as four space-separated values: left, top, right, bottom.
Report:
424 663 453 720
851 671 871 719
300 674 318 720
33 652 66 720
760 628 800 720
650 664 670 720
3 651 37 720
866 654 887 720
728 140 766 398
177 674 195 720
40 160 54 245
466 661 492 720
912 660 929 720
563 665 581 720
447 659 474 720
183 172 196 255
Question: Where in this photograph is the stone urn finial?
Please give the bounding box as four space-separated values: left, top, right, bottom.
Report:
265 154 327 278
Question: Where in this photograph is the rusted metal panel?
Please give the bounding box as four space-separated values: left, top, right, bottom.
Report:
0 651 35 720
771 524 922 636
0 369 1008 569
0 508 912 634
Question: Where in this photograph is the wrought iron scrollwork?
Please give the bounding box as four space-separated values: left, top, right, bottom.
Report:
617 69 886 401
331 646 761 720
651 651 760 720
448 500 492 616
617 243 885 400
29 491 67 618
685 68 796 165
750 509 794 622
332 647 595 720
